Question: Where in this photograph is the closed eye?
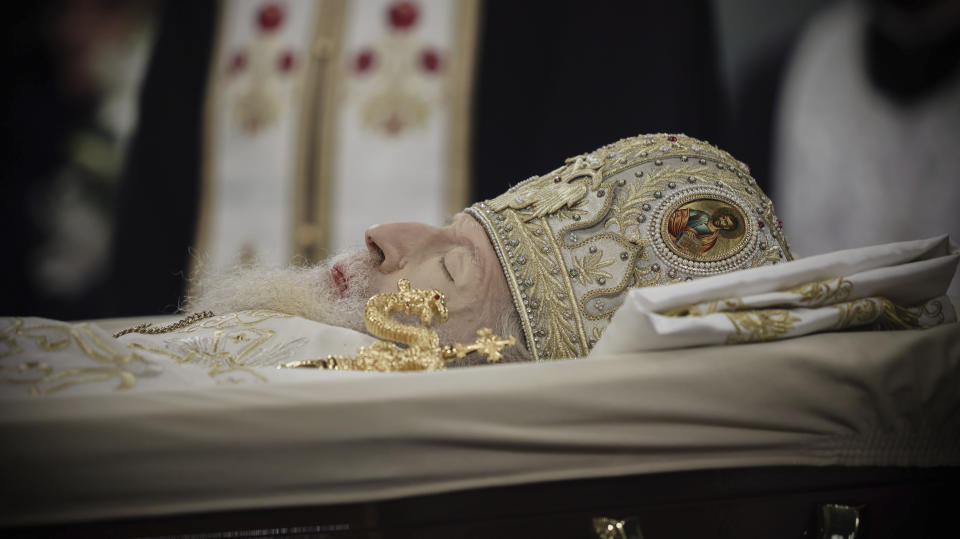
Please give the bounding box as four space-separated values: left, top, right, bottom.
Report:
440 255 455 282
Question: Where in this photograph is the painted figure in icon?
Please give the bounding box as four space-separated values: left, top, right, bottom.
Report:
667 206 740 256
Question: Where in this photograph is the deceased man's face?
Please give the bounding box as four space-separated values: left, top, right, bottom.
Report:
188 212 512 344
361 212 511 341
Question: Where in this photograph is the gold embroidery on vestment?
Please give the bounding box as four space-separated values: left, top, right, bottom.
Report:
786 277 854 306
724 310 801 344
833 297 930 330
2 318 145 396
664 298 745 317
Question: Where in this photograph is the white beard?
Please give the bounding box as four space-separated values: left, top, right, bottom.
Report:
184 248 377 333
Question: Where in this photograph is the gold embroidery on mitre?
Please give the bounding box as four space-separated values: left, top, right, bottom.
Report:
467 133 794 361
487 156 603 221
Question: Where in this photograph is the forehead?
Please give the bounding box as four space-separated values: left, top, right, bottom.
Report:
452 211 502 276
451 212 488 257
452 211 483 233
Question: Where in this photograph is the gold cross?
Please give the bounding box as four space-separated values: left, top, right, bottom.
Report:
443 328 516 363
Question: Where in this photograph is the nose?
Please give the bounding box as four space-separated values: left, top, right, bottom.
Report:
365 222 445 273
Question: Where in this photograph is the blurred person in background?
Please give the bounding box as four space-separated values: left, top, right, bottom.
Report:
1 0 159 318
772 0 960 295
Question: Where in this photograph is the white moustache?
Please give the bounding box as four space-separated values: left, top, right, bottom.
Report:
184 248 378 333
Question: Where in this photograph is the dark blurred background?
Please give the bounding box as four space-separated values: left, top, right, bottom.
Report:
3 0 958 319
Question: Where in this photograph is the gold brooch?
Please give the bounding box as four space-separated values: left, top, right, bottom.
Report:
280 279 515 371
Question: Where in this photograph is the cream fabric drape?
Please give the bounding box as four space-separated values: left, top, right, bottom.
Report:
594 235 957 354
1 324 957 526
0 312 377 399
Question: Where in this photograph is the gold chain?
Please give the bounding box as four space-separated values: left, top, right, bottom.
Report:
113 311 215 338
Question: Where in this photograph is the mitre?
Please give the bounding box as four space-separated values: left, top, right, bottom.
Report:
466 133 793 361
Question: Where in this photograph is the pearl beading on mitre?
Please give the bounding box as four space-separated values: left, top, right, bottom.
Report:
648 185 760 276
